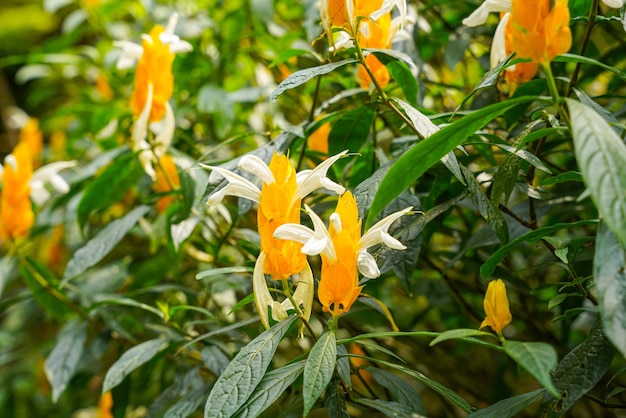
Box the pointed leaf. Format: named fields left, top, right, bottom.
left=44, top=319, right=88, bottom=402
left=356, top=398, right=427, bottom=418
left=539, top=322, right=616, bottom=417
left=366, top=96, right=542, bottom=228
left=270, top=60, right=358, bottom=102
left=234, top=361, right=305, bottom=418
left=204, top=315, right=298, bottom=418
left=594, top=222, right=626, bottom=359
left=430, top=329, right=496, bottom=347
left=325, top=379, right=350, bottom=418
left=366, top=367, right=427, bottom=415
left=503, top=340, right=559, bottom=397
left=63, top=205, right=151, bottom=281
left=103, top=337, right=169, bottom=393
left=328, top=106, right=376, bottom=155
left=303, top=330, right=337, bottom=417
left=568, top=98, right=626, bottom=248
left=463, top=166, right=509, bottom=243
left=468, top=389, right=544, bottom=417
left=164, top=384, right=212, bottom=418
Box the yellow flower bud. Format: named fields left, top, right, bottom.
left=480, top=279, right=512, bottom=334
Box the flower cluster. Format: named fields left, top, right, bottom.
left=205, top=151, right=411, bottom=329
left=115, top=14, right=192, bottom=180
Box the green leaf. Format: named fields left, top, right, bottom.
left=233, top=361, right=305, bottom=418
left=324, top=379, right=350, bottom=418
left=335, top=345, right=351, bottom=390
left=463, top=166, right=509, bottom=243
left=62, top=205, right=151, bottom=281
left=355, top=398, right=427, bottom=418
left=204, top=315, right=298, bottom=418
left=303, top=330, right=337, bottom=417
left=480, top=219, right=598, bottom=278
left=503, top=340, right=559, bottom=397
left=365, top=96, right=542, bottom=228
left=365, top=367, right=427, bottom=415
left=554, top=53, right=626, bottom=81
left=594, top=222, right=626, bottom=359
left=44, top=319, right=88, bottom=402
left=328, top=106, right=376, bottom=155
left=102, top=337, right=169, bottom=393
left=491, top=153, right=521, bottom=206
left=468, top=389, right=544, bottom=418
left=201, top=346, right=231, bottom=376
left=77, top=151, right=143, bottom=228
left=429, top=329, right=496, bottom=347
left=270, top=59, right=358, bottom=102
left=539, top=322, right=616, bottom=417
left=386, top=60, right=418, bottom=106
left=19, top=258, right=71, bottom=319
left=92, top=294, right=165, bottom=319
left=568, top=99, right=626, bottom=248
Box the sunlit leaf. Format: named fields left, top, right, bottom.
left=303, top=330, right=337, bottom=417
left=593, top=223, right=626, bottom=359
left=44, top=319, right=88, bottom=402
left=103, top=337, right=169, bottom=393
left=568, top=99, right=626, bottom=248
left=204, top=315, right=298, bottom=418
left=503, top=340, right=559, bottom=397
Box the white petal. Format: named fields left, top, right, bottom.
left=253, top=252, right=274, bottom=329
left=151, top=102, right=175, bottom=157
left=48, top=174, right=70, bottom=194
left=357, top=250, right=381, bottom=279
left=602, top=0, right=624, bottom=7
left=292, top=263, right=314, bottom=323
left=273, top=223, right=315, bottom=245
left=169, top=40, right=193, bottom=54
left=238, top=155, right=275, bottom=184
left=113, top=41, right=143, bottom=70
left=165, top=12, right=180, bottom=36
left=202, top=165, right=261, bottom=205
left=462, top=0, right=511, bottom=27
left=30, top=184, right=51, bottom=207
left=273, top=300, right=291, bottom=322
left=32, top=161, right=77, bottom=182
left=0, top=164, right=4, bottom=181
left=295, top=150, right=347, bottom=202
left=4, top=154, right=17, bottom=171
left=490, top=13, right=510, bottom=69
left=304, top=204, right=336, bottom=260
left=132, top=84, right=154, bottom=178
left=359, top=206, right=412, bottom=250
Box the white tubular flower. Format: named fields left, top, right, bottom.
left=29, top=161, right=77, bottom=206
left=490, top=12, right=510, bottom=70
left=602, top=0, right=624, bottom=7
left=273, top=204, right=336, bottom=260
left=462, top=0, right=511, bottom=27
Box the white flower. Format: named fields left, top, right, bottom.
left=602, top=0, right=624, bottom=7
left=203, top=150, right=348, bottom=206
left=30, top=161, right=77, bottom=206
left=462, top=0, right=511, bottom=27
left=274, top=203, right=412, bottom=279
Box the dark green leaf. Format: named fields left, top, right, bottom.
left=480, top=220, right=598, bottom=278
left=463, top=166, right=509, bottom=243
left=491, top=154, right=521, bottom=206
left=386, top=60, right=418, bottom=106
left=366, top=96, right=543, bottom=228
left=568, top=99, right=626, bottom=248
left=44, top=319, right=88, bottom=402
left=303, top=330, right=337, bottom=417
left=62, top=205, right=151, bottom=281
left=468, top=389, right=544, bottom=417
left=594, top=223, right=626, bottom=359
left=366, top=367, right=427, bottom=415
left=204, top=315, right=298, bottom=418
left=355, top=398, right=427, bottom=418
left=270, top=60, right=358, bottom=102
left=539, top=322, right=616, bottom=417
left=429, top=329, right=495, bottom=347
left=554, top=53, right=626, bottom=81
left=103, top=337, right=169, bottom=393
left=19, top=259, right=72, bottom=319
left=201, top=346, right=231, bottom=376
left=164, top=384, right=212, bottom=418
left=336, top=345, right=351, bottom=390
left=328, top=106, right=375, bottom=155
left=503, top=340, right=559, bottom=397
left=77, top=151, right=143, bottom=228
left=324, top=379, right=350, bottom=418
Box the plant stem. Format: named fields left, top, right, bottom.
left=566, top=0, right=599, bottom=96
left=542, top=62, right=569, bottom=125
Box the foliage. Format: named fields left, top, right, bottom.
left=1, top=0, right=626, bottom=417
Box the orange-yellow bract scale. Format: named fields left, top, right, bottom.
left=357, top=12, right=392, bottom=89
left=509, top=0, right=572, bottom=64
left=153, top=154, right=180, bottom=213
left=501, top=13, right=538, bottom=88
left=130, top=26, right=175, bottom=122
left=480, top=279, right=512, bottom=334
left=0, top=142, right=35, bottom=241
left=326, top=0, right=384, bottom=34
left=18, top=118, right=43, bottom=166
left=318, top=192, right=363, bottom=316
left=259, top=154, right=307, bottom=280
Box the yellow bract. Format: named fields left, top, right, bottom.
left=153, top=154, right=180, bottom=213
left=258, top=153, right=306, bottom=280
left=130, top=26, right=175, bottom=122
left=0, top=142, right=35, bottom=241
left=480, top=279, right=512, bottom=334
left=319, top=191, right=363, bottom=317
left=502, top=13, right=538, bottom=90
left=18, top=117, right=43, bottom=166
left=509, top=0, right=572, bottom=64
left=326, top=0, right=384, bottom=35
left=357, top=13, right=392, bottom=89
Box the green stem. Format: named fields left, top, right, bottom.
left=281, top=277, right=318, bottom=341
left=566, top=0, right=599, bottom=96
left=542, top=62, right=569, bottom=124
